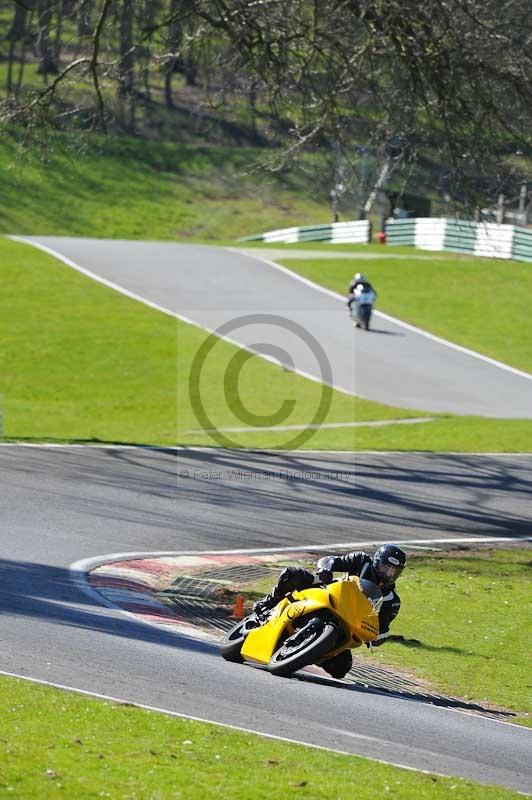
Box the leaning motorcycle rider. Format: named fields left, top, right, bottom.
left=253, top=543, right=407, bottom=679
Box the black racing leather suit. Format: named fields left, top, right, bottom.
left=348, top=280, right=376, bottom=295
left=263, top=551, right=401, bottom=679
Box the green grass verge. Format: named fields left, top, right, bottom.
left=233, top=547, right=532, bottom=723
left=1, top=236, right=421, bottom=449
left=0, top=131, right=332, bottom=242
left=0, top=676, right=524, bottom=799
left=3, top=236, right=532, bottom=451
left=347, top=417, right=532, bottom=452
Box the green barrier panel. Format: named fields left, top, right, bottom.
left=512, top=248, right=532, bottom=261
left=297, top=229, right=333, bottom=241
left=512, top=233, right=532, bottom=245
left=444, top=220, right=477, bottom=254
left=298, top=224, right=334, bottom=233
left=385, top=219, right=416, bottom=245
left=297, top=233, right=332, bottom=242
left=511, top=227, right=532, bottom=262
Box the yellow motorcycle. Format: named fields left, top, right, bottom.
left=221, top=575, right=383, bottom=677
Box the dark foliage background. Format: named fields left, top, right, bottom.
left=1, top=0, right=531, bottom=209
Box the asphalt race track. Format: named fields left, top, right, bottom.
left=20, top=236, right=532, bottom=417
left=1, top=445, right=531, bottom=793
left=3, top=239, right=532, bottom=792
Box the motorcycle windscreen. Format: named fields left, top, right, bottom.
left=358, top=578, right=384, bottom=613
left=328, top=578, right=380, bottom=642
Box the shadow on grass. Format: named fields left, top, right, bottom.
left=388, top=634, right=491, bottom=659
left=293, top=670, right=517, bottom=717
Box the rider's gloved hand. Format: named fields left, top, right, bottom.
left=316, top=569, right=333, bottom=585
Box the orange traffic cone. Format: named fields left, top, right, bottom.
left=231, top=594, right=245, bottom=619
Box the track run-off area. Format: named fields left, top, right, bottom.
left=2, top=240, right=532, bottom=794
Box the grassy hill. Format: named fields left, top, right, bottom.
left=0, top=130, right=334, bottom=241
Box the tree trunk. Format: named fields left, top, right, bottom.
left=6, top=2, right=35, bottom=96
left=118, top=0, right=134, bottom=97
left=249, top=80, right=259, bottom=138
left=54, top=0, right=66, bottom=66
left=183, top=9, right=197, bottom=86
left=6, top=40, right=16, bottom=96
left=37, top=0, right=59, bottom=76
left=78, top=0, right=93, bottom=38
left=141, top=0, right=158, bottom=103
left=164, top=0, right=182, bottom=109
left=118, top=0, right=136, bottom=130
left=15, top=42, right=28, bottom=99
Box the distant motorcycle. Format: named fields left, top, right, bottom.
left=221, top=575, right=383, bottom=677
left=348, top=284, right=376, bottom=331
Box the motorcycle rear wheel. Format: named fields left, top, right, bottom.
left=221, top=615, right=259, bottom=662
left=361, top=305, right=371, bottom=330
left=269, top=620, right=337, bottom=677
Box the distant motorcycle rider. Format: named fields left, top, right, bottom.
left=347, top=273, right=377, bottom=328
left=253, top=543, right=406, bottom=679
left=348, top=272, right=377, bottom=297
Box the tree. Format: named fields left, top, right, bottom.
left=1, top=0, right=531, bottom=207
left=36, top=0, right=59, bottom=75
left=5, top=0, right=36, bottom=96
left=190, top=0, right=532, bottom=203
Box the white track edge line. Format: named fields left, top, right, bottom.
left=2, top=443, right=532, bottom=458
left=233, top=248, right=532, bottom=382
left=10, top=236, right=356, bottom=397
left=0, top=668, right=486, bottom=784
left=188, top=417, right=434, bottom=433
left=71, top=537, right=532, bottom=567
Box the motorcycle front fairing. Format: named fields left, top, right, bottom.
left=239, top=578, right=380, bottom=665
left=240, top=589, right=332, bottom=664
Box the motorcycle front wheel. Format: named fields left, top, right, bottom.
left=221, top=615, right=260, bottom=662
left=268, top=620, right=337, bottom=677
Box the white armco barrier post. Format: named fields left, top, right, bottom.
left=414, top=218, right=446, bottom=251
left=474, top=222, right=514, bottom=259
left=330, top=220, right=370, bottom=243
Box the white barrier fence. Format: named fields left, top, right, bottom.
left=386, top=217, right=532, bottom=262
left=241, top=219, right=371, bottom=244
